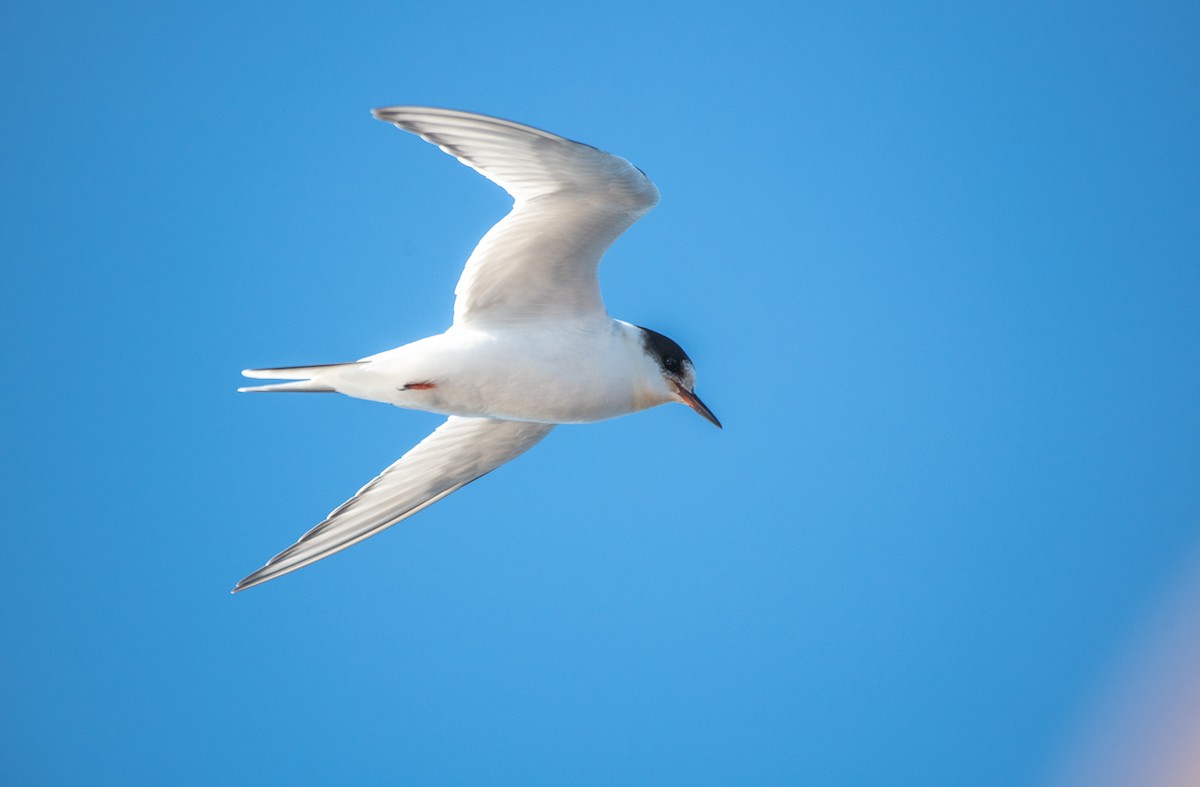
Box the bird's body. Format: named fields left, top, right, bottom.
left=235, top=106, right=718, bottom=592
left=247, top=318, right=672, bottom=423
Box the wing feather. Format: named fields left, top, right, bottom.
left=372, top=106, right=659, bottom=326
left=233, top=417, right=554, bottom=592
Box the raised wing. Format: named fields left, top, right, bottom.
left=233, top=417, right=555, bottom=592
left=372, top=106, right=659, bottom=326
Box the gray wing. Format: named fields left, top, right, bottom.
left=234, top=417, right=555, bottom=592
left=372, top=106, right=659, bottom=327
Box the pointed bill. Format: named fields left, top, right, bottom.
left=675, top=387, right=722, bottom=429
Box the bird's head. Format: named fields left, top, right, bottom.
left=637, top=325, right=721, bottom=428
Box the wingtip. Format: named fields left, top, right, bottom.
left=231, top=574, right=259, bottom=594
left=232, top=562, right=287, bottom=593
left=371, top=105, right=411, bottom=122
left=371, top=105, right=476, bottom=125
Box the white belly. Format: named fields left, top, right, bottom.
left=322, top=321, right=664, bottom=423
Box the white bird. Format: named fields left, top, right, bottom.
left=234, top=106, right=720, bottom=592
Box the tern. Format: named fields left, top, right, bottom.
left=234, top=107, right=720, bottom=592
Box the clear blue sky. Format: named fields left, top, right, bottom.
left=2, top=0, right=1197, bottom=784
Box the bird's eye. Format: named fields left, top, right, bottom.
left=665, top=358, right=677, bottom=369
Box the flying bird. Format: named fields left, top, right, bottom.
left=235, top=106, right=720, bottom=592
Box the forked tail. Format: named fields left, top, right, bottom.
left=238, top=362, right=364, bottom=393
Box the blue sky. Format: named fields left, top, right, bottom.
left=2, top=0, right=1197, bottom=784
